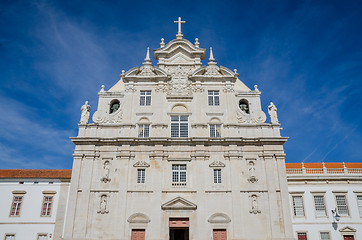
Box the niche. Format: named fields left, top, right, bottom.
left=239, top=99, right=249, bottom=114
left=109, top=99, right=120, bottom=114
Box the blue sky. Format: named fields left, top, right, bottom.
left=1, top=0, right=362, bottom=169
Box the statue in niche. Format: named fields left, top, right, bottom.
left=80, top=101, right=90, bottom=124
left=247, top=161, right=258, bottom=183
left=100, top=161, right=111, bottom=183
left=268, top=102, right=279, bottom=124
left=249, top=194, right=261, bottom=214
left=97, top=194, right=109, bottom=214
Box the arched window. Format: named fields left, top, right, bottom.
left=239, top=99, right=249, bottom=114
left=109, top=99, right=120, bottom=114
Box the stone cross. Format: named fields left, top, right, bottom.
left=174, top=17, right=186, bottom=34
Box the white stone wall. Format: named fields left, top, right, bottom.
left=288, top=176, right=362, bottom=240
left=0, top=179, right=69, bottom=240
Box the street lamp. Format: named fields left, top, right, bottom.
left=331, top=208, right=341, bottom=223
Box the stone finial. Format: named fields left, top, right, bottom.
left=144, top=47, right=151, bottom=62
left=194, top=38, right=200, bottom=47
left=254, top=85, right=259, bottom=92
left=160, top=38, right=165, bottom=47
left=209, top=47, right=215, bottom=62
left=234, top=69, right=237, bottom=74
left=121, top=70, right=125, bottom=75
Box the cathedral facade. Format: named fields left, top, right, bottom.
left=63, top=19, right=294, bottom=240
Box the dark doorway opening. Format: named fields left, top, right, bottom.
left=169, top=228, right=189, bottom=240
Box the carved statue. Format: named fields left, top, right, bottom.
left=80, top=101, right=90, bottom=124
left=100, top=161, right=111, bottom=183
left=110, top=103, right=120, bottom=113
left=268, top=102, right=279, bottom=124
left=98, top=195, right=109, bottom=214
left=249, top=194, right=261, bottom=214
left=247, top=161, right=258, bottom=183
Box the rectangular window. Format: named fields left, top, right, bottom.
left=336, top=195, right=349, bottom=216
left=208, top=90, right=220, bottom=106
left=292, top=196, right=304, bottom=216
left=138, top=124, right=150, bottom=138
left=214, top=169, right=222, bottom=183
left=172, top=164, right=186, bottom=185
left=132, top=229, right=145, bottom=240
left=213, top=229, right=227, bottom=240
left=140, top=90, right=151, bottom=106
left=137, top=169, right=145, bottom=183
left=210, top=124, right=221, bottom=138
left=37, top=234, right=48, bottom=240
left=171, top=115, right=188, bottom=138
left=357, top=195, right=362, bottom=216
left=297, top=232, right=307, bottom=240
left=41, top=196, right=53, bottom=216
left=314, top=195, right=326, bottom=216
left=10, top=196, right=23, bottom=216
left=320, top=232, right=330, bottom=240
left=5, top=235, right=15, bottom=240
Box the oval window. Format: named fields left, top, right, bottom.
left=109, top=100, right=120, bottom=114
left=239, top=99, right=249, bottom=114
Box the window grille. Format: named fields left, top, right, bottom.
left=41, top=196, right=53, bottom=216
left=138, top=124, right=150, bottom=138
left=137, top=169, right=145, bottom=183
left=208, top=91, right=220, bottom=106
left=140, top=91, right=151, bottom=106
left=297, top=232, right=307, bottom=240
left=357, top=195, right=362, bottom=216
left=314, top=195, right=326, bottom=216
left=10, top=196, right=23, bottom=216
left=170, top=115, right=188, bottom=138
left=214, top=169, right=221, bottom=183
left=292, top=196, right=304, bottom=216
left=38, top=234, right=48, bottom=240
left=5, top=235, right=15, bottom=240
left=336, top=195, right=349, bottom=216
left=320, top=232, right=330, bottom=240
left=210, top=124, right=221, bottom=138
left=172, top=164, right=186, bottom=186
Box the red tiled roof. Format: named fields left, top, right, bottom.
left=285, top=162, right=362, bottom=169
left=0, top=169, right=72, bottom=179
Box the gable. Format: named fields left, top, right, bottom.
left=161, top=196, right=197, bottom=210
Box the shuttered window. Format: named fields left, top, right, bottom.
left=292, top=196, right=304, bottom=216
left=357, top=195, right=362, bottom=216
left=314, top=195, right=326, bottom=216
left=335, top=195, right=349, bottom=216
left=320, top=232, right=330, bottom=240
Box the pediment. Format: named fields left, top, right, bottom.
left=208, top=213, right=231, bottom=223
left=161, top=197, right=197, bottom=210
left=133, top=161, right=150, bottom=168
left=127, top=213, right=150, bottom=223
left=209, top=161, right=225, bottom=168
left=191, top=65, right=237, bottom=80
left=154, top=39, right=206, bottom=61
left=168, top=52, right=193, bottom=64
left=339, top=226, right=356, bottom=232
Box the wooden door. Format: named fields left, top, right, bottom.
left=213, top=229, right=227, bottom=240
left=132, top=229, right=145, bottom=240
left=297, top=233, right=307, bottom=240
left=343, top=236, right=354, bottom=240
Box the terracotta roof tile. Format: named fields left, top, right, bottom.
left=0, top=169, right=72, bottom=179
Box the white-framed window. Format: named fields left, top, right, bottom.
left=357, top=194, right=362, bottom=217
left=137, top=169, right=145, bottom=183
left=41, top=196, right=53, bottom=216
left=314, top=195, right=326, bottom=216
left=210, top=124, right=221, bottom=138
left=9, top=195, right=23, bottom=216
left=172, top=164, right=186, bottom=186
left=320, top=232, right=330, bottom=240
left=138, top=124, right=150, bottom=138
left=213, top=169, right=221, bottom=183
left=170, top=115, right=188, bottom=138
left=292, top=196, right=304, bottom=216
left=208, top=90, right=220, bottom=106
left=140, top=90, right=151, bottom=106
left=5, top=234, right=15, bottom=240
left=37, top=234, right=48, bottom=240
left=335, top=194, right=349, bottom=216
left=297, top=232, right=307, bottom=240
